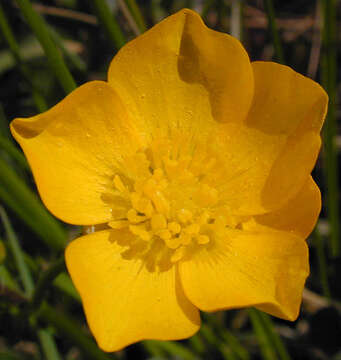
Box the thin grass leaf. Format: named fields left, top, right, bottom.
left=257, top=312, right=291, bottom=360
left=31, top=257, right=65, bottom=311
left=53, top=272, right=81, bottom=302
left=91, top=0, right=126, bottom=50
left=248, top=309, right=278, bottom=360
left=37, top=302, right=114, bottom=360
left=15, top=0, right=77, bottom=94
left=124, top=0, right=147, bottom=32
left=0, top=135, right=29, bottom=171
left=320, top=0, right=339, bottom=257
left=0, top=157, right=66, bottom=251
left=0, top=206, right=34, bottom=296
left=143, top=340, right=198, bottom=360
left=264, top=0, right=285, bottom=64
left=37, top=328, right=63, bottom=360
left=313, top=228, right=331, bottom=298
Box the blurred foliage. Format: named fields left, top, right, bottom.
left=0, top=0, right=341, bottom=359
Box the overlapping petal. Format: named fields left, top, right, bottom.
left=208, top=61, right=328, bottom=216
left=250, top=176, right=321, bottom=238
left=108, top=8, right=254, bottom=142
left=11, top=81, right=144, bottom=225
left=179, top=228, right=309, bottom=320
left=65, top=230, right=200, bottom=351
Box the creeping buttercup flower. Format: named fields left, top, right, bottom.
left=11, top=9, right=327, bottom=352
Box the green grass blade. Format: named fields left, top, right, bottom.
left=257, top=312, right=291, bottom=360
left=264, top=0, right=285, bottom=64
left=320, top=0, right=339, bottom=257
left=124, top=0, right=147, bottom=33
left=15, top=0, right=77, bottom=94
left=0, top=207, right=34, bottom=296
left=91, top=0, right=126, bottom=50
left=38, top=303, right=114, bottom=360
left=37, top=329, right=63, bottom=360
left=31, top=257, right=65, bottom=311
left=0, top=157, right=66, bottom=251
left=0, top=135, right=30, bottom=170
left=313, top=228, right=331, bottom=298
left=53, top=272, right=81, bottom=302
left=248, top=309, right=278, bottom=360
left=143, top=340, right=198, bottom=360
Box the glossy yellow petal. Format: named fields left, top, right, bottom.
left=211, top=61, right=327, bottom=215
left=65, top=230, right=200, bottom=352
left=179, top=229, right=309, bottom=320
left=248, top=176, right=321, bottom=238
left=108, top=8, right=254, bottom=142
left=11, top=81, right=144, bottom=225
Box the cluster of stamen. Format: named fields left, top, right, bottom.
left=105, top=141, right=230, bottom=268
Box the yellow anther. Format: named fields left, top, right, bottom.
left=197, top=184, right=218, bottom=207
left=171, top=246, right=186, bottom=263
left=153, top=168, right=164, bottom=181
left=184, top=223, right=200, bottom=235
left=151, top=213, right=167, bottom=230
left=127, top=209, right=146, bottom=224
left=158, top=229, right=172, bottom=241
left=179, top=232, right=192, bottom=245
left=197, top=235, right=210, bottom=244
left=143, top=178, right=158, bottom=198
left=168, top=222, right=181, bottom=234
left=177, top=209, right=193, bottom=223
left=163, top=157, right=179, bottom=179
left=108, top=220, right=129, bottom=229
left=129, top=225, right=151, bottom=241
left=214, top=216, right=227, bottom=234
left=131, top=192, right=154, bottom=216
left=113, top=175, right=126, bottom=193
left=199, top=211, right=210, bottom=225
left=165, top=237, right=182, bottom=249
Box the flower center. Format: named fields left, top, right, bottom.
left=104, top=139, right=238, bottom=271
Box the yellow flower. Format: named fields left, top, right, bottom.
left=11, top=9, right=327, bottom=352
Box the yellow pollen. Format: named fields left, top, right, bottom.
left=153, top=168, right=164, bottom=181
left=127, top=209, right=147, bottom=223
left=129, top=225, right=151, bottom=241
left=158, top=229, right=172, bottom=241
left=151, top=213, right=167, bottom=230
left=177, top=209, right=193, bottom=223
left=107, top=143, right=225, bottom=269
left=171, top=246, right=186, bottom=263
left=179, top=232, right=192, bottom=245
left=168, top=222, right=181, bottom=234
left=184, top=223, right=200, bottom=235
left=165, top=237, right=182, bottom=249
left=197, top=234, right=210, bottom=244
left=108, top=220, right=129, bottom=229
left=196, top=184, right=219, bottom=207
